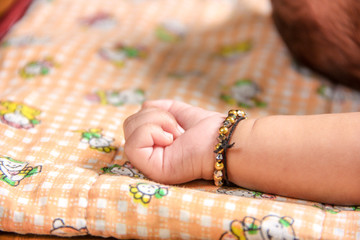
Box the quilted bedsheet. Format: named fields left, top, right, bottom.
left=0, top=0, right=359, bottom=239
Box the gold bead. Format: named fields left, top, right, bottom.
left=225, top=116, right=235, bottom=124
left=215, top=143, right=224, bottom=153
left=237, top=110, right=246, bottom=117
left=219, top=126, right=228, bottom=135
left=214, top=143, right=222, bottom=150
left=215, top=162, right=224, bottom=170
left=228, top=110, right=237, bottom=116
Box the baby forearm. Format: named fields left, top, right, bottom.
left=227, top=113, right=360, bottom=205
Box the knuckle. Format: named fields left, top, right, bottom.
left=123, top=112, right=139, bottom=127
left=123, top=117, right=132, bottom=131
left=142, top=100, right=155, bottom=109
left=142, top=122, right=156, bottom=130
left=123, top=116, right=131, bottom=127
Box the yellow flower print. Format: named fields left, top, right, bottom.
left=89, top=145, right=116, bottom=153
left=129, top=183, right=168, bottom=205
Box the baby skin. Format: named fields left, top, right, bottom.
left=124, top=100, right=360, bottom=205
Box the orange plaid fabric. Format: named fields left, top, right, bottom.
left=0, top=0, right=359, bottom=239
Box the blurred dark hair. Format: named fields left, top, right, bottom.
left=271, top=0, right=360, bottom=90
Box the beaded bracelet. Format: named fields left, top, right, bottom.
left=214, top=109, right=247, bottom=187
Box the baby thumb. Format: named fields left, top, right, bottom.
left=125, top=124, right=173, bottom=161
left=124, top=124, right=175, bottom=179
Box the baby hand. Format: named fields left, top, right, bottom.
left=124, top=100, right=225, bottom=184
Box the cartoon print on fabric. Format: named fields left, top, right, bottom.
left=316, top=83, right=355, bottom=104
left=317, top=84, right=336, bottom=101
left=79, top=12, right=116, bottom=30
left=76, top=128, right=117, bottom=153
left=216, top=41, right=252, bottom=61
left=0, top=156, right=42, bottom=187
left=155, top=20, right=187, bottom=43
left=220, top=215, right=298, bottom=240
left=1, top=35, right=49, bottom=47
left=313, top=203, right=360, bottom=214
left=221, top=79, right=267, bottom=108
left=50, top=218, right=88, bottom=237
left=129, top=183, right=168, bottom=206
left=220, top=216, right=260, bottom=240
left=334, top=205, right=360, bottom=211
left=19, top=57, right=56, bottom=78
left=102, top=162, right=147, bottom=179
left=313, top=203, right=341, bottom=214
left=86, top=89, right=145, bottom=106
left=99, top=43, right=146, bottom=67
left=0, top=101, right=41, bottom=129
left=217, top=187, right=276, bottom=200
left=167, top=70, right=203, bottom=79
left=335, top=205, right=360, bottom=212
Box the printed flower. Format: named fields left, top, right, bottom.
left=216, top=41, right=252, bottom=61
left=129, top=183, right=168, bottom=205
left=155, top=20, right=187, bottom=43
left=221, top=79, right=266, bottom=108
left=86, top=89, right=145, bottom=106
left=77, top=128, right=117, bottom=153
left=99, top=44, right=146, bottom=67
left=19, top=58, right=56, bottom=78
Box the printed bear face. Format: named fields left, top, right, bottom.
left=137, top=183, right=158, bottom=195
left=110, top=166, right=134, bottom=177
left=88, top=137, right=111, bottom=148
left=260, top=216, right=296, bottom=240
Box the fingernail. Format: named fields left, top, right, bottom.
left=163, top=131, right=173, bottom=140
left=177, top=125, right=185, bottom=134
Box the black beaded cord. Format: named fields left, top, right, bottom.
left=214, top=110, right=246, bottom=187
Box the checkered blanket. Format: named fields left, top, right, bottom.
left=0, top=0, right=359, bottom=239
